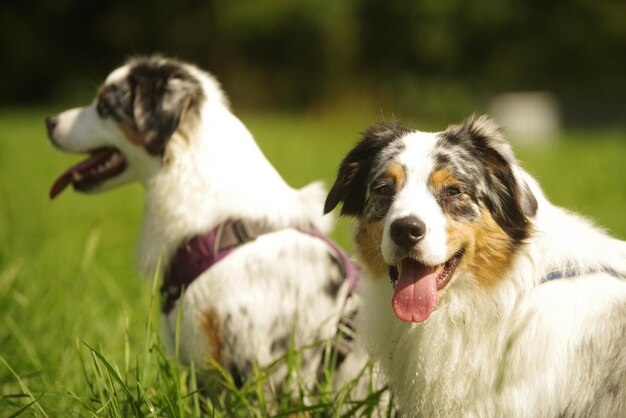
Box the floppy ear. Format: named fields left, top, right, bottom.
left=324, top=160, right=361, bottom=215
left=130, top=64, right=204, bottom=155
left=449, top=115, right=537, bottom=242
left=324, top=121, right=410, bottom=216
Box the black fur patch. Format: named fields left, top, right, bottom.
left=324, top=121, right=410, bottom=216
left=323, top=252, right=348, bottom=299
left=438, top=188, right=480, bottom=221
left=436, top=115, right=537, bottom=243
left=99, top=57, right=206, bottom=156
left=97, top=83, right=134, bottom=123
left=364, top=191, right=395, bottom=222
left=228, top=362, right=250, bottom=388
left=270, top=334, right=290, bottom=355
left=127, top=58, right=205, bottom=155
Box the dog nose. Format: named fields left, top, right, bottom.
left=390, top=216, right=426, bottom=248
left=45, top=116, right=58, bottom=137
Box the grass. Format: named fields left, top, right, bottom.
left=0, top=107, right=624, bottom=416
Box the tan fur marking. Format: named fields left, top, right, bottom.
left=97, top=86, right=107, bottom=98
left=384, top=163, right=406, bottom=189
left=429, top=168, right=457, bottom=189
left=200, top=308, right=222, bottom=364
left=355, top=221, right=387, bottom=277
left=97, top=84, right=143, bottom=147
left=447, top=208, right=515, bottom=287
left=119, top=122, right=143, bottom=147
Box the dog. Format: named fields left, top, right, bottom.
left=44, top=56, right=369, bottom=394
left=324, top=115, right=626, bottom=417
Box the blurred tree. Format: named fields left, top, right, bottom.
left=0, top=0, right=624, bottom=124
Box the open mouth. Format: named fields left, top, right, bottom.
left=388, top=249, right=464, bottom=323
left=49, top=147, right=127, bottom=199
left=389, top=249, right=464, bottom=290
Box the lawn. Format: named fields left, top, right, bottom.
left=0, top=107, right=624, bottom=416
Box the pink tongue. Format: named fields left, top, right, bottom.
left=391, top=259, right=438, bottom=323
left=49, top=170, right=73, bottom=200
left=49, top=149, right=114, bottom=199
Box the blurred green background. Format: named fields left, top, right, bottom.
left=2, top=0, right=626, bottom=125
left=0, top=0, right=625, bottom=415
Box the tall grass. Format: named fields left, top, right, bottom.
left=0, top=108, right=624, bottom=416
left=57, top=267, right=386, bottom=417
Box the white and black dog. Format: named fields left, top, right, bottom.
left=325, top=115, right=626, bottom=417
left=45, top=56, right=368, bottom=392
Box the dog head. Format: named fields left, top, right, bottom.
left=45, top=56, right=220, bottom=198
left=325, top=115, right=537, bottom=323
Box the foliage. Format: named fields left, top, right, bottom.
left=1, top=0, right=625, bottom=123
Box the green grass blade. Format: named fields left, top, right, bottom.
left=141, top=258, right=162, bottom=387
left=0, top=355, right=47, bottom=417
left=83, top=342, right=140, bottom=417
left=189, top=361, right=202, bottom=416
left=6, top=392, right=45, bottom=418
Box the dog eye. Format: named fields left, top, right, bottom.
left=445, top=186, right=462, bottom=197
left=372, top=179, right=395, bottom=196
left=96, top=99, right=111, bottom=118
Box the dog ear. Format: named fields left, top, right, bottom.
left=450, top=115, right=538, bottom=242
left=324, top=121, right=410, bottom=216
left=130, top=63, right=204, bottom=155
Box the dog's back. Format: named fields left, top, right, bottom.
left=163, top=185, right=357, bottom=386
left=46, top=56, right=378, bottom=403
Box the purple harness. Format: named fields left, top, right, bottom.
left=161, top=220, right=360, bottom=313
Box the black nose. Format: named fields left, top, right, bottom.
left=390, top=216, right=426, bottom=248
left=45, top=116, right=58, bottom=137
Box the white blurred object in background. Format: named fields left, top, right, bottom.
left=489, top=91, right=560, bottom=144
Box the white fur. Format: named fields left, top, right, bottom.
left=357, top=132, right=626, bottom=417
left=48, top=58, right=363, bottom=390
left=381, top=134, right=448, bottom=266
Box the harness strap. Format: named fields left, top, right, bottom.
left=160, top=220, right=277, bottom=313
left=296, top=227, right=360, bottom=293
left=160, top=220, right=360, bottom=313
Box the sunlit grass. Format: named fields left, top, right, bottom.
left=0, top=108, right=624, bottom=415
